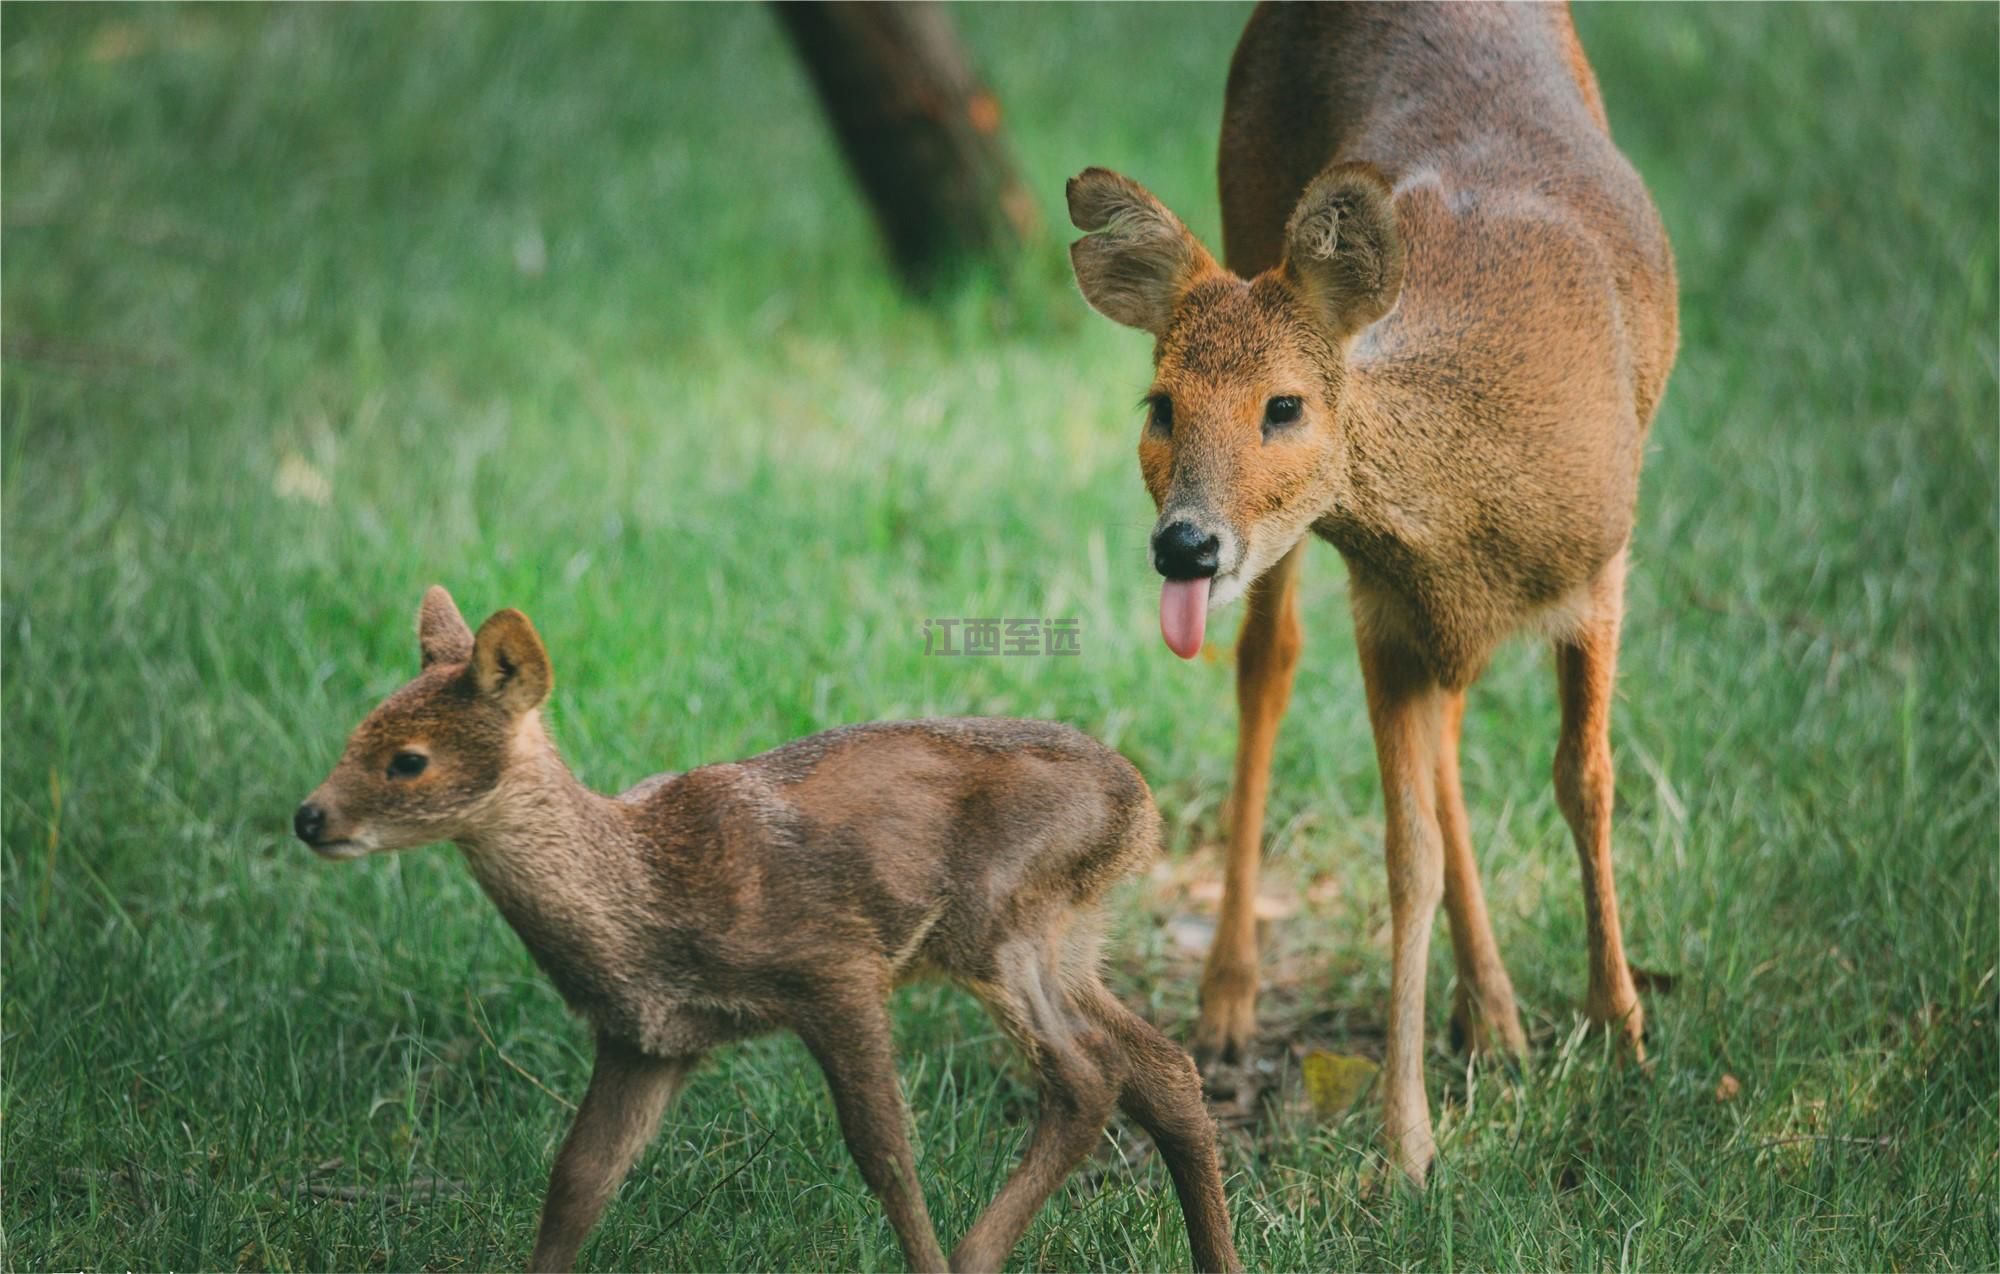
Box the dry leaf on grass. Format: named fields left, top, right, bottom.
left=1182, top=878, right=1298, bottom=919
left=275, top=453, right=332, bottom=506
left=1253, top=892, right=1299, bottom=920
left=1301, top=1051, right=1378, bottom=1120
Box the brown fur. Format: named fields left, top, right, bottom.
left=1067, top=2, right=1677, bottom=1182
left=297, top=587, right=1239, bottom=1273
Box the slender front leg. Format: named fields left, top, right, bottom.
left=1437, top=689, right=1528, bottom=1057
left=1195, top=542, right=1305, bottom=1065
left=1554, top=553, right=1644, bottom=1053
left=1357, top=637, right=1448, bottom=1183
left=529, top=1036, right=693, bottom=1273
left=795, top=994, right=949, bottom=1273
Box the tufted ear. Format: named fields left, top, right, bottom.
left=1282, top=163, right=1405, bottom=342
left=469, top=608, right=553, bottom=715
left=1066, top=167, right=1221, bottom=337
left=417, top=585, right=474, bottom=669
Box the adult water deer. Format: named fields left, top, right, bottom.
left=294, top=588, right=1238, bottom=1273
left=1067, top=2, right=1677, bottom=1180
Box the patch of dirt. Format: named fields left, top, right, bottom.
left=1095, top=847, right=1389, bottom=1170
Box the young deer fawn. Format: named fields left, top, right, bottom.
left=1067, top=3, right=1677, bottom=1181
left=294, top=587, right=1239, bottom=1273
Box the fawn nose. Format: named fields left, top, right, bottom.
left=294, top=802, right=326, bottom=845
left=1152, top=520, right=1221, bottom=580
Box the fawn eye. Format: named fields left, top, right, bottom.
left=1147, top=394, right=1173, bottom=437
left=387, top=751, right=429, bottom=779
left=1265, top=395, right=1303, bottom=427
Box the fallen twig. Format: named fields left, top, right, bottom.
left=58, top=1163, right=163, bottom=1214
left=1730, top=1133, right=1893, bottom=1159
left=2, top=334, right=174, bottom=372
left=655, top=1126, right=779, bottom=1241
left=305, top=1176, right=467, bottom=1204
left=465, top=988, right=577, bottom=1111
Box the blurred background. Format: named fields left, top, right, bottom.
left=4, top=4, right=1995, bottom=1269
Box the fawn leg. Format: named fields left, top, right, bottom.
left=1357, top=636, right=1448, bottom=1184
left=1437, top=689, right=1528, bottom=1057
left=529, top=1036, right=693, bottom=1273
left=1195, top=542, right=1305, bottom=1066
left=1076, top=981, right=1241, bottom=1273
left=1554, top=552, right=1644, bottom=1053
left=796, top=995, right=949, bottom=1273
left=951, top=952, right=1121, bottom=1273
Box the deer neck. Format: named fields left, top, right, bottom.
left=1315, top=364, right=1436, bottom=575
left=451, top=716, right=646, bottom=990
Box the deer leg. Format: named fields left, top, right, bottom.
left=796, top=994, right=949, bottom=1273
left=1437, top=690, right=1527, bottom=1058
left=1075, top=980, right=1241, bottom=1273
left=952, top=949, right=1121, bottom=1273
left=1357, top=637, right=1448, bottom=1184
left=1554, top=553, right=1644, bottom=1054
left=1195, top=542, right=1305, bottom=1066
left=528, top=1036, right=693, bottom=1273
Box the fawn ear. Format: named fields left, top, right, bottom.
left=470, top=608, right=553, bottom=714
left=417, top=586, right=474, bottom=669
left=1283, top=163, right=1405, bottom=342
left=1067, top=168, right=1220, bottom=337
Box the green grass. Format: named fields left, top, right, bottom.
left=4, top=3, right=1995, bottom=1269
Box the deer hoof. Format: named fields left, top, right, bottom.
left=1192, top=969, right=1258, bottom=1070
left=1587, top=994, right=1647, bottom=1062
left=1449, top=986, right=1528, bottom=1061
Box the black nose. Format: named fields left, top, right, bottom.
left=1152, top=520, right=1221, bottom=579
left=294, top=802, right=326, bottom=845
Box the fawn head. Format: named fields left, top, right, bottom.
left=295, top=587, right=553, bottom=859
left=1066, top=164, right=1404, bottom=658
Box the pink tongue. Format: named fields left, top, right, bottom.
left=1160, top=577, right=1211, bottom=660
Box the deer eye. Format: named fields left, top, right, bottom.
left=1147, top=393, right=1173, bottom=438
left=1265, top=395, right=1303, bottom=427
left=387, top=751, right=429, bottom=779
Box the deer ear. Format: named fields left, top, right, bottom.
left=1283, top=163, right=1405, bottom=342
left=469, top=608, right=553, bottom=714
left=417, top=586, right=474, bottom=669
left=1067, top=168, right=1220, bottom=337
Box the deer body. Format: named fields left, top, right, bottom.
left=460, top=718, right=1156, bottom=1059
left=1068, top=2, right=1676, bottom=1182
left=297, top=590, right=1238, bottom=1273
left=1235, top=3, right=1676, bottom=688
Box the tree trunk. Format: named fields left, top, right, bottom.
left=773, top=1, right=1037, bottom=291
